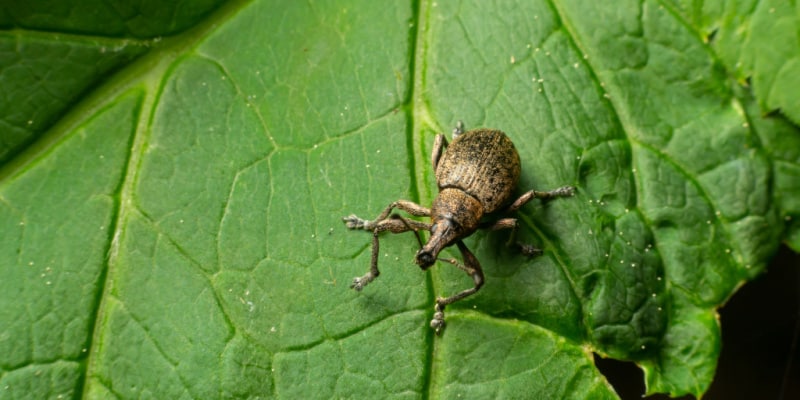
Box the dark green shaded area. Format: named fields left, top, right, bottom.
left=0, top=32, right=146, bottom=163
left=0, top=1, right=226, bottom=38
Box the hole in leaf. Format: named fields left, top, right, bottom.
left=595, top=245, right=800, bottom=399
left=706, top=245, right=800, bottom=399
left=593, top=354, right=690, bottom=399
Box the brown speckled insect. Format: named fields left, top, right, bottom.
left=343, top=122, right=574, bottom=334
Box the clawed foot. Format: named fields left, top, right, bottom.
left=553, top=186, right=576, bottom=197
left=342, top=214, right=373, bottom=230
left=350, top=272, right=377, bottom=291
left=452, top=121, right=465, bottom=138
left=430, top=302, right=446, bottom=335
left=518, top=243, right=544, bottom=257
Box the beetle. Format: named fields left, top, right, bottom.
left=343, top=122, right=575, bottom=334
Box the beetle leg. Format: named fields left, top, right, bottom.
left=431, top=121, right=465, bottom=170
left=517, top=243, right=544, bottom=256
left=344, top=202, right=432, bottom=291
left=349, top=215, right=432, bottom=291
left=378, top=214, right=432, bottom=234
left=343, top=200, right=430, bottom=231
left=430, top=240, right=484, bottom=334
left=431, top=134, right=447, bottom=171
left=389, top=214, right=427, bottom=248
left=503, top=185, right=576, bottom=213
left=481, top=217, right=517, bottom=231
left=452, top=120, right=465, bottom=138
left=480, top=218, right=543, bottom=256
left=351, top=228, right=382, bottom=291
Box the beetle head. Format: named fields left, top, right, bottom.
left=414, top=188, right=483, bottom=269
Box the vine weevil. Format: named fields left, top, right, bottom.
left=343, top=122, right=575, bottom=334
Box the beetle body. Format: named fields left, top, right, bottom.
left=416, top=129, right=521, bottom=268
left=343, top=122, right=574, bottom=334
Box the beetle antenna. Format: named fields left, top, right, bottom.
left=389, top=214, right=425, bottom=248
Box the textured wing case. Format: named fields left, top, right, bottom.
left=435, top=129, right=521, bottom=213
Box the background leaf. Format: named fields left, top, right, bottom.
left=1, top=0, right=798, bottom=399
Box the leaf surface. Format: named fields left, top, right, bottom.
left=1, top=0, right=798, bottom=398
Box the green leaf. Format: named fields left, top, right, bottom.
left=1, top=1, right=798, bottom=399
left=0, top=32, right=146, bottom=163
left=667, top=0, right=800, bottom=125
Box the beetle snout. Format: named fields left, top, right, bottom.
left=414, top=249, right=437, bottom=269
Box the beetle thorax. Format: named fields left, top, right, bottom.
left=414, top=188, right=483, bottom=268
